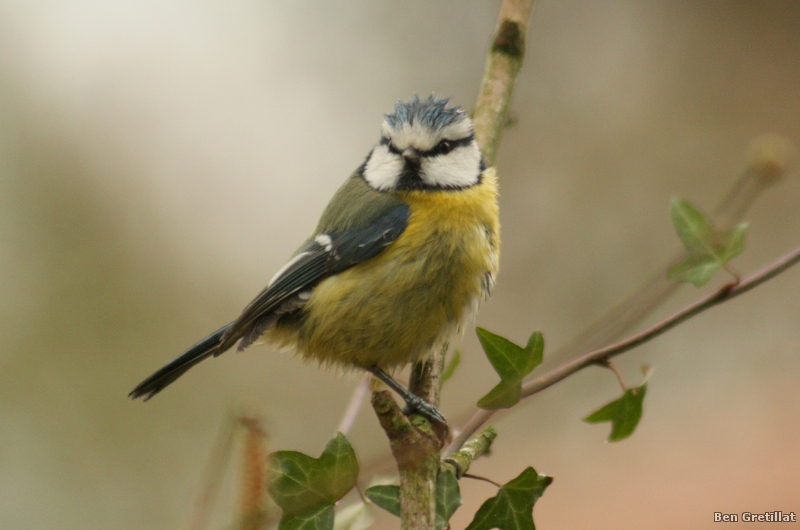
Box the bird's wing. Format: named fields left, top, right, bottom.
left=216, top=202, right=410, bottom=352
left=129, top=202, right=410, bottom=401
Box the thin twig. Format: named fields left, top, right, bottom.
left=722, top=263, right=742, bottom=284
left=462, top=473, right=502, bottom=488
left=441, top=137, right=794, bottom=457
left=441, top=426, right=497, bottom=479
left=444, top=410, right=494, bottom=460
left=445, top=244, right=800, bottom=457
left=524, top=244, right=800, bottom=396
left=601, top=361, right=628, bottom=391
left=355, top=484, right=369, bottom=505
left=535, top=135, right=792, bottom=376
left=184, top=414, right=238, bottom=530
left=337, top=374, right=371, bottom=436
left=445, top=137, right=793, bottom=458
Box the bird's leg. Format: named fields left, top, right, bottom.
left=367, top=367, right=447, bottom=425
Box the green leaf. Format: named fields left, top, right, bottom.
left=465, top=467, right=552, bottom=530
left=584, top=383, right=648, bottom=442
left=668, top=255, right=721, bottom=287
left=364, top=485, right=400, bottom=517
left=477, top=379, right=522, bottom=410
left=668, top=199, right=748, bottom=287
left=722, top=222, right=748, bottom=262
left=477, top=329, right=544, bottom=409
left=477, top=328, right=543, bottom=379
left=670, top=197, right=721, bottom=260
left=280, top=505, right=334, bottom=530
left=436, top=470, right=462, bottom=530
left=268, top=433, right=359, bottom=530
left=442, top=349, right=462, bottom=382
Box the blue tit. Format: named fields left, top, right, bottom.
left=130, top=95, right=500, bottom=423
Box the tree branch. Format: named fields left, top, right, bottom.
left=444, top=135, right=793, bottom=458
left=537, top=134, right=793, bottom=376
left=441, top=426, right=497, bottom=479
left=445, top=244, right=800, bottom=457
left=336, top=374, right=370, bottom=436
left=371, top=390, right=441, bottom=530
left=523, top=244, right=800, bottom=396
left=473, top=0, right=536, bottom=166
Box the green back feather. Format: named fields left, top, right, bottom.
left=313, top=171, right=404, bottom=236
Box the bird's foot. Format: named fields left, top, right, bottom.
left=367, top=367, right=448, bottom=425
left=401, top=395, right=447, bottom=425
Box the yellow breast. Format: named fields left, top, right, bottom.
left=273, top=168, right=500, bottom=370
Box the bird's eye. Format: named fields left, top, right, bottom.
left=430, top=139, right=454, bottom=156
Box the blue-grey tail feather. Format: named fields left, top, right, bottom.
left=129, top=323, right=232, bottom=401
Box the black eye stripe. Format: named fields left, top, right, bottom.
left=380, top=134, right=475, bottom=158
left=380, top=136, right=402, bottom=155
left=421, top=134, right=474, bottom=157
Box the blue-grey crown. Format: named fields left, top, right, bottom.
left=384, top=95, right=466, bottom=131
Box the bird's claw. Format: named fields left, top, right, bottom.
left=401, top=394, right=447, bottom=425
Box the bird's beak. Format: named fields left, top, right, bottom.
left=402, top=148, right=421, bottom=167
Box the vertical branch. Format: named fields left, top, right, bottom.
left=390, top=343, right=448, bottom=529
left=372, top=391, right=441, bottom=530
left=473, top=0, right=536, bottom=165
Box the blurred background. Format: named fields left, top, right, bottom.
left=1, top=1, right=799, bottom=528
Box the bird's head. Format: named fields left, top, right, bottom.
left=363, top=95, right=485, bottom=192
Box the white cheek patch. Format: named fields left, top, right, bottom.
left=421, top=142, right=482, bottom=188
left=364, top=145, right=403, bottom=191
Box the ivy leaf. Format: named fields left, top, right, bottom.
left=465, top=467, right=552, bottom=530
left=667, top=198, right=748, bottom=287
left=670, top=197, right=721, bottom=259
left=721, top=222, right=748, bottom=262
left=667, top=255, right=721, bottom=287
left=442, top=349, right=462, bottom=383
left=478, top=329, right=543, bottom=379
left=364, top=485, right=400, bottom=517
left=477, top=329, right=544, bottom=409
left=435, top=470, right=462, bottom=530
left=279, top=506, right=334, bottom=530
left=268, top=433, right=359, bottom=530
left=583, top=383, right=648, bottom=442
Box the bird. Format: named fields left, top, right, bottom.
left=129, top=95, right=500, bottom=424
